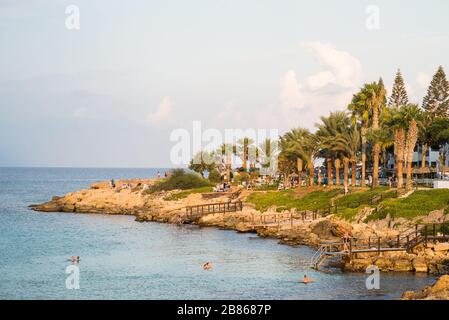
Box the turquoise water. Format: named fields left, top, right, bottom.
left=0, top=168, right=436, bottom=299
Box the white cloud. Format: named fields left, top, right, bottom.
left=279, top=70, right=304, bottom=110
left=416, top=72, right=431, bottom=89
left=146, top=96, right=172, bottom=125
left=302, top=41, right=362, bottom=89
left=255, top=42, right=361, bottom=131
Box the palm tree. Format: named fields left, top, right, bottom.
left=349, top=88, right=372, bottom=187
left=332, top=126, right=361, bottom=187
left=219, top=143, right=236, bottom=183
left=258, top=138, right=280, bottom=179
left=316, top=111, right=351, bottom=186
left=349, top=80, right=386, bottom=187
left=237, top=137, right=254, bottom=172
left=282, top=128, right=320, bottom=187
left=387, top=104, right=423, bottom=191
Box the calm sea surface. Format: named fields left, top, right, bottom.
left=0, top=167, right=436, bottom=299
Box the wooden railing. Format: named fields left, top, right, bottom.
left=312, top=223, right=449, bottom=269
left=185, top=201, right=243, bottom=218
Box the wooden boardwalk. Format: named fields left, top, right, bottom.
left=311, top=223, right=449, bottom=269
left=185, top=201, right=243, bottom=219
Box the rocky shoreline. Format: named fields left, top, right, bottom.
left=30, top=180, right=449, bottom=299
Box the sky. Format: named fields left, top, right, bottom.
left=1, top=0, right=449, bottom=167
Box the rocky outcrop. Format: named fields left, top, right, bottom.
left=343, top=243, right=449, bottom=274
left=402, top=275, right=449, bottom=300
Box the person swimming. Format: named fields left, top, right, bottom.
left=203, top=262, right=212, bottom=270
left=301, top=274, right=313, bottom=284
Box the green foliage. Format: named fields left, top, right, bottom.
left=334, top=187, right=395, bottom=220
left=150, top=169, right=212, bottom=192
left=388, top=69, right=409, bottom=107
left=367, top=189, right=449, bottom=221
left=188, top=151, right=216, bottom=177
left=163, top=186, right=214, bottom=201
left=207, top=169, right=222, bottom=183
left=422, top=66, right=449, bottom=118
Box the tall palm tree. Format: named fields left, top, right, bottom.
left=349, top=80, right=386, bottom=187
left=258, top=138, right=280, bottom=179
left=372, top=79, right=387, bottom=186
left=219, top=143, right=236, bottom=183
left=349, top=88, right=372, bottom=187
left=316, top=111, right=351, bottom=186
left=332, top=126, right=361, bottom=187
left=387, top=104, right=423, bottom=191
left=237, top=137, right=254, bottom=172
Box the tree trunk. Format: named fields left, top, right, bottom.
left=343, top=157, right=349, bottom=188
left=372, top=107, right=379, bottom=187
left=395, top=128, right=405, bottom=191
left=297, top=158, right=303, bottom=188
left=361, top=126, right=367, bottom=187
left=397, top=159, right=403, bottom=191
left=308, top=163, right=314, bottom=187
left=421, top=143, right=428, bottom=169
left=226, top=154, right=231, bottom=182
left=326, top=158, right=333, bottom=186
left=405, top=120, right=418, bottom=191
left=243, top=144, right=247, bottom=172
left=351, top=158, right=357, bottom=187
left=334, top=159, right=341, bottom=186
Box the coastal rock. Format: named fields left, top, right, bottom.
left=413, top=257, right=428, bottom=273
left=434, top=243, right=449, bottom=252
left=402, top=275, right=449, bottom=300
left=393, top=258, right=414, bottom=272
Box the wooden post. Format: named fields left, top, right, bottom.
left=433, top=224, right=436, bottom=237
left=290, top=212, right=293, bottom=229
left=415, top=224, right=418, bottom=239
left=349, top=238, right=352, bottom=255
left=377, top=237, right=381, bottom=254
left=424, top=225, right=428, bottom=246
left=277, top=215, right=280, bottom=231
left=397, top=235, right=400, bottom=247
left=368, top=237, right=371, bottom=249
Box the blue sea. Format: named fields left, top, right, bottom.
left=0, top=167, right=436, bottom=299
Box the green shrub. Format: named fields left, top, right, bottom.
left=150, top=169, right=212, bottom=192
left=207, top=169, right=222, bottom=183
left=366, top=189, right=449, bottom=221
left=163, top=186, right=214, bottom=201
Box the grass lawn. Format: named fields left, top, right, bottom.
left=163, top=186, right=214, bottom=201
left=366, top=189, right=449, bottom=221
left=246, top=188, right=342, bottom=212
left=335, top=187, right=397, bottom=220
